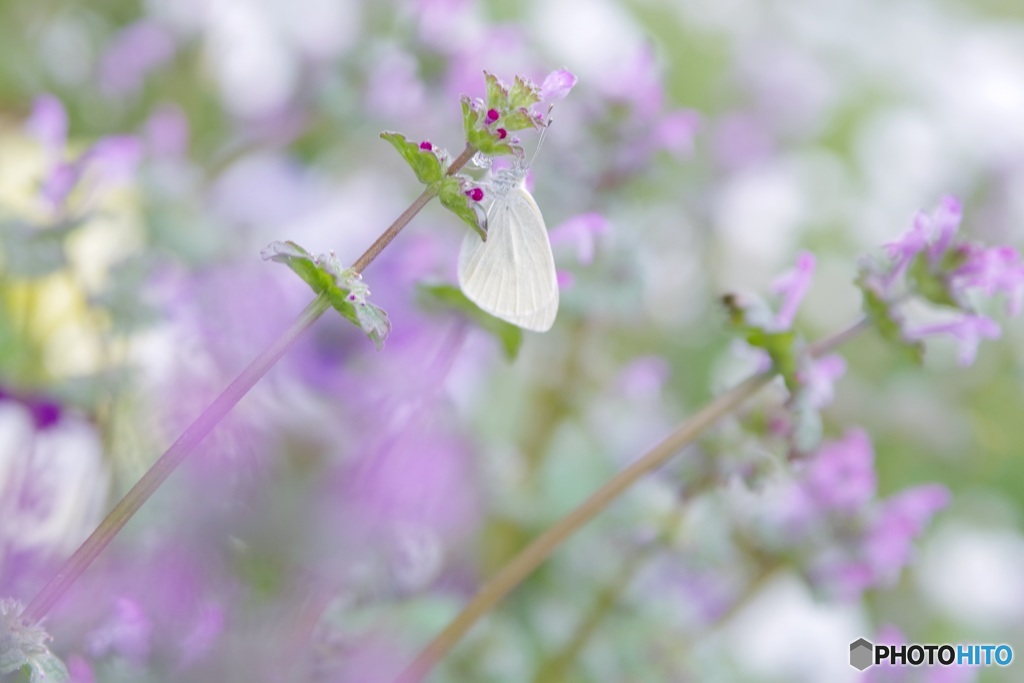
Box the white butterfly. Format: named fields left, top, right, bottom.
left=457, top=162, right=559, bottom=332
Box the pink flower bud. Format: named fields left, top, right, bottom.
left=496, top=128, right=507, bottom=140
left=486, top=108, right=500, bottom=123
left=466, top=188, right=484, bottom=202
left=419, top=141, right=433, bottom=151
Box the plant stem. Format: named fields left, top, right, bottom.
left=393, top=317, right=870, bottom=683
left=531, top=505, right=686, bottom=683
left=23, top=143, right=479, bottom=625
left=351, top=144, right=477, bottom=274
left=22, top=293, right=332, bottom=624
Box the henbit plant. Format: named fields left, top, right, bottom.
left=1, top=68, right=575, bottom=681
left=2, top=68, right=1023, bottom=683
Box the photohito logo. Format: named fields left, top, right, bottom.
left=849, top=638, right=1013, bottom=671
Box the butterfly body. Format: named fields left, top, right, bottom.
left=457, top=165, right=559, bottom=332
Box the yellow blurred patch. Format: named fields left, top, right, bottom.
left=1, top=124, right=144, bottom=378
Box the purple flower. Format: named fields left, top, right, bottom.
left=884, top=195, right=962, bottom=283
left=801, top=429, right=876, bottom=513
left=364, top=48, right=426, bottom=120
left=22, top=95, right=143, bottom=210
left=601, top=45, right=664, bottom=117
left=177, top=603, right=224, bottom=666
left=771, top=251, right=815, bottom=330
left=655, top=109, right=701, bottom=157
left=906, top=314, right=1000, bottom=366
left=145, top=104, right=190, bottom=158
left=82, top=135, right=144, bottom=186
left=539, top=68, right=578, bottom=102
left=24, top=94, right=68, bottom=163
left=950, top=244, right=1024, bottom=315
left=798, top=353, right=846, bottom=409
left=87, top=598, right=152, bottom=662
left=67, top=655, right=95, bottom=683
left=616, top=356, right=670, bottom=400
left=863, top=484, right=950, bottom=584
left=98, top=20, right=177, bottom=95
left=548, top=212, right=610, bottom=265
left=0, top=394, right=108, bottom=578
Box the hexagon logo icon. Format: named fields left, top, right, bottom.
left=850, top=638, right=874, bottom=671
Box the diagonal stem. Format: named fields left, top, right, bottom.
left=23, top=293, right=332, bottom=624
left=394, top=317, right=869, bottom=683
left=22, top=143, right=480, bottom=625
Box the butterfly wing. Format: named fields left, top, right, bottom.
left=458, top=185, right=559, bottom=332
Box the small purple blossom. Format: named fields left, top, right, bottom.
left=616, top=356, right=670, bottom=400
left=771, top=251, right=815, bottom=330
left=98, top=20, right=177, bottom=96
left=496, top=127, right=507, bottom=140
left=82, top=135, right=144, bottom=186
left=419, top=140, right=433, bottom=151
left=884, top=195, right=962, bottom=284
left=798, top=353, right=846, bottom=409
left=539, top=68, right=578, bottom=102
left=906, top=314, right=1000, bottom=366
left=145, top=104, right=189, bottom=158
left=24, top=94, right=68, bottom=163
left=87, top=598, right=152, bottom=662
left=465, top=187, right=484, bottom=202
left=485, top=108, right=499, bottom=122
left=654, top=109, right=701, bottom=157
left=863, top=484, right=950, bottom=584
left=950, top=244, right=1024, bottom=315
left=23, top=95, right=143, bottom=211
left=801, top=429, right=876, bottom=513
left=177, top=603, right=224, bottom=666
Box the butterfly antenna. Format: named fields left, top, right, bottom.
left=528, top=104, right=556, bottom=168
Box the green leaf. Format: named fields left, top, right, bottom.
left=907, top=252, right=959, bottom=308
left=417, top=282, right=523, bottom=360
left=262, top=241, right=392, bottom=350
left=745, top=328, right=800, bottom=391
left=461, top=98, right=516, bottom=158
left=721, top=292, right=800, bottom=389
left=507, top=75, right=541, bottom=110
left=483, top=71, right=507, bottom=110
left=438, top=178, right=485, bottom=240
left=502, top=107, right=541, bottom=132
left=380, top=131, right=443, bottom=185
left=856, top=271, right=924, bottom=364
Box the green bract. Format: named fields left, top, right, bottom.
left=416, top=282, right=523, bottom=360
left=722, top=294, right=801, bottom=391
left=379, top=131, right=444, bottom=185
left=438, top=177, right=485, bottom=240
left=0, top=600, right=70, bottom=683
left=261, top=241, right=391, bottom=350
left=908, top=251, right=962, bottom=309
left=461, top=98, right=514, bottom=157
left=856, top=271, right=924, bottom=364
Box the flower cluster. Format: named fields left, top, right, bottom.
left=860, top=195, right=1024, bottom=365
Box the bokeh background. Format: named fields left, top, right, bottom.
left=2, top=0, right=1023, bottom=681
